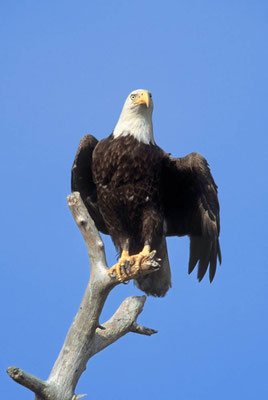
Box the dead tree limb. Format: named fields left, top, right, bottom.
left=7, top=192, right=157, bottom=400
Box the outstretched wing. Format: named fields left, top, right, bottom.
left=71, top=135, right=108, bottom=234
left=162, top=152, right=221, bottom=282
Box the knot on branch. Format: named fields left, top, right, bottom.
left=77, top=218, right=87, bottom=228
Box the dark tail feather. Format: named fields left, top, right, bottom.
left=134, top=238, right=171, bottom=297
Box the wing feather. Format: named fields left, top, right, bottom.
left=71, top=135, right=108, bottom=234
left=162, top=152, right=221, bottom=282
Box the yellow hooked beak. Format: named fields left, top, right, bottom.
left=133, top=90, right=150, bottom=108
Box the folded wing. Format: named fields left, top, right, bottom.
left=162, top=152, right=221, bottom=282
left=71, top=135, right=108, bottom=234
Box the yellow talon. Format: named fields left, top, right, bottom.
left=107, top=245, right=159, bottom=283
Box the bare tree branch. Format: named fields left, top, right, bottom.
left=7, top=367, right=48, bottom=397
left=7, top=192, right=157, bottom=400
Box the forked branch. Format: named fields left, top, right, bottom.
left=7, top=192, right=157, bottom=400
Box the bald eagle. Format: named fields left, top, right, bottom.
left=71, top=89, right=221, bottom=296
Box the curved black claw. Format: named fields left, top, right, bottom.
left=124, top=259, right=130, bottom=272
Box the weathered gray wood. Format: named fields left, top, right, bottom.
left=7, top=192, right=157, bottom=400
left=7, top=367, right=49, bottom=397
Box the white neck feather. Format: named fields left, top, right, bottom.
left=113, top=108, right=155, bottom=145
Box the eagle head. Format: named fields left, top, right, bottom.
left=113, top=89, right=155, bottom=145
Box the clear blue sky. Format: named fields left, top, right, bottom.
left=1, top=1, right=268, bottom=399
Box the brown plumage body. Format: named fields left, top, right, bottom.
left=93, top=134, right=165, bottom=256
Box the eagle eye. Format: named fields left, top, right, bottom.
left=130, top=94, right=136, bottom=100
